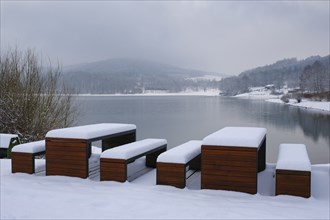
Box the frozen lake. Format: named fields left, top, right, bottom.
left=75, top=96, right=330, bottom=164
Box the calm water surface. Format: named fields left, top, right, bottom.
left=75, top=96, right=330, bottom=164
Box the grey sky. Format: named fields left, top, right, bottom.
left=1, top=1, right=329, bottom=75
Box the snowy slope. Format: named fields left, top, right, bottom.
left=1, top=158, right=329, bottom=219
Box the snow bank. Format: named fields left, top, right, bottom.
left=157, top=140, right=201, bottom=163
left=46, top=123, right=136, bottom=139
left=202, top=127, right=266, bottom=148
left=12, top=140, right=45, bottom=154
left=1, top=159, right=329, bottom=219
left=276, top=144, right=311, bottom=171
left=0, top=133, right=19, bottom=148
left=266, top=99, right=330, bottom=112
left=101, top=139, right=167, bottom=159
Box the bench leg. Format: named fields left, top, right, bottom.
left=102, top=131, right=136, bottom=151
left=146, top=147, right=167, bottom=168
left=258, top=137, right=266, bottom=172
left=188, top=155, right=201, bottom=170
left=157, top=162, right=186, bottom=188
left=100, top=158, right=127, bottom=182
left=12, top=152, right=35, bottom=174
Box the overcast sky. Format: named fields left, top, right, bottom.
left=1, top=1, right=329, bottom=75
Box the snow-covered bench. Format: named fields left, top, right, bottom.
left=100, top=139, right=167, bottom=182
left=156, top=140, right=201, bottom=188
left=45, top=123, right=136, bottom=178
left=11, top=140, right=45, bottom=174
left=201, top=127, right=267, bottom=194
left=275, top=144, right=311, bottom=198
left=0, top=133, right=21, bottom=158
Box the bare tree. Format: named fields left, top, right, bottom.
left=0, top=47, right=77, bottom=143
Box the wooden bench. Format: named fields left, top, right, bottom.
left=100, top=139, right=167, bottom=182
left=45, top=123, right=136, bottom=178
left=11, top=140, right=45, bottom=174
left=276, top=144, right=311, bottom=198
left=0, top=133, right=21, bottom=158
left=201, top=127, right=266, bottom=194
left=157, top=140, right=201, bottom=188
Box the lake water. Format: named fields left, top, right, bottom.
left=75, top=96, right=330, bottom=164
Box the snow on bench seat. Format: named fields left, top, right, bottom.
left=157, top=140, right=201, bottom=164
left=201, top=127, right=267, bottom=194
left=202, top=127, right=266, bottom=148
left=101, top=139, right=167, bottom=160
left=11, top=140, right=45, bottom=174
left=276, top=144, right=311, bottom=198
left=12, top=140, right=45, bottom=154
left=157, top=140, right=202, bottom=188
left=276, top=144, right=311, bottom=172
left=100, top=139, right=167, bottom=182
left=46, top=123, right=136, bottom=139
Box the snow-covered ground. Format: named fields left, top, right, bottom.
left=1, top=157, right=329, bottom=219
left=234, top=87, right=280, bottom=99
left=267, top=98, right=330, bottom=112
left=74, top=88, right=221, bottom=97
left=234, top=87, right=330, bottom=113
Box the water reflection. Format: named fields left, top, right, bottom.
left=75, top=96, right=329, bottom=163
left=230, top=98, right=330, bottom=144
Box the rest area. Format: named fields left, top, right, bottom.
left=8, top=124, right=314, bottom=199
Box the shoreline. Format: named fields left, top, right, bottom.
left=233, top=92, right=330, bottom=113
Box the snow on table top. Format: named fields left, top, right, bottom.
left=0, top=133, right=19, bottom=148
left=101, top=138, right=167, bottom=160
left=46, top=123, right=136, bottom=139
left=157, top=140, right=202, bottom=163
left=202, top=127, right=267, bottom=148
left=276, top=144, right=311, bottom=171
left=12, top=140, right=45, bottom=154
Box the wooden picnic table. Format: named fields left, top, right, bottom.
left=45, top=123, right=136, bottom=178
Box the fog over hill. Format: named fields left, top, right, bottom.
left=62, top=58, right=223, bottom=94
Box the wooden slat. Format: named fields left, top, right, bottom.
left=275, top=169, right=311, bottom=198
left=157, top=162, right=186, bottom=188
left=100, top=158, right=126, bottom=182
left=201, top=145, right=258, bottom=194
left=11, top=152, right=34, bottom=174
left=202, top=164, right=256, bottom=172
left=46, top=137, right=88, bottom=178
left=202, top=145, right=257, bottom=152
left=202, top=159, right=257, bottom=167
left=201, top=182, right=256, bottom=194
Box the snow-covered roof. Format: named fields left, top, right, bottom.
left=12, top=140, right=45, bottom=154
left=0, top=133, right=19, bottom=149
left=101, top=138, right=167, bottom=160
left=157, top=140, right=202, bottom=164
left=202, top=127, right=266, bottom=148
left=46, top=123, right=136, bottom=139
left=276, top=144, right=311, bottom=171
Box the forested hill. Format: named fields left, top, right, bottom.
left=219, top=55, right=330, bottom=96
left=62, top=58, right=222, bottom=94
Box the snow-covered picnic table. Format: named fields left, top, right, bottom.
left=201, top=127, right=267, bottom=194
left=45, top=123, right=136, bottom=178
left=0, top=133, right=21, bottom=158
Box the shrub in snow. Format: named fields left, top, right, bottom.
left=0, top=47, right=77, bottom=143
left=280, top=95, right=290, bottom=103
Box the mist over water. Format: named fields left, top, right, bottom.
left=75, top=96, right=329, bottom=164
